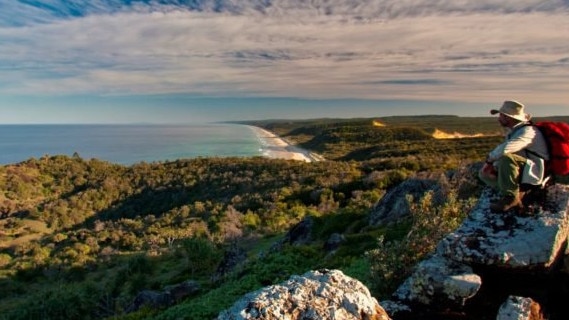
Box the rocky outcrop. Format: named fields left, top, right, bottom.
left=324, top=233, right=346, bottom=252
left=384, top=184, right=569, bottom=319
left=368, top=178, right=444, bottom=226
left=391, top=255, right=482, bottom=306
left=126, top=280, right=200, bottom=313
left=269, top=216, right=314, bottom=253
left=215, top=180, right=569, bottom=320
left=438, top=186, right=569, bottom=269
left=217, top=269, right=390, bottom=320
left=281, top=216, right=314, bottom=246
left=368, top=164, right=484, bottom=226
left=212, top=242, right=247, bottom=282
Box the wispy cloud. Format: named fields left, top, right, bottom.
left=1, top=0, right=568, bottom=105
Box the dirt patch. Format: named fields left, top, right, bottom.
left=432, top=128, right=485, bottom=139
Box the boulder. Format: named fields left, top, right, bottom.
left=164, top=280, right=200, bottom=302
left=270, top=216, right=314, bottom=253
left=379, top=300, right=412, bottom=319
left=369, top=178, right=444, bottom=226
left=496, top=296, right=544, bottom=320
left=323, top=233, right=346, bottom=252
left=212, top=243, right=247, bottom=282
left=126, top=290, right=170, bottom=313
left=391, top=255, right=481, bottom=306
left=437, top=185, right=569, bottom=269
left=385, top=184, right=569, bottom=318
left=217, top=269, right=390, bottom=320
left=126, top=280, right=200, bottom=313
left=283, top=216, right=314, bottom=246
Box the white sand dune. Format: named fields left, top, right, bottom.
left=249, top=126, right=322, bottom=162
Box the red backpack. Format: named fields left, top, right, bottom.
left=533, top=121, right=569, bottom=176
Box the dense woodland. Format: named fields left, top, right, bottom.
left=1, top=115, right=568, bottom=319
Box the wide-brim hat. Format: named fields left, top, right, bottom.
left=490, top=100, right=529, bottom=122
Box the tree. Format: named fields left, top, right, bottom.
left=177, top=237, right=220, bottom=277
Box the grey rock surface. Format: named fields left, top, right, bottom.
left=217, top=269, right=390, bottom=320
left=437, top=185, right=569, bottom=268
left=496, top=296, right=543, bottom=320
left=127, top=280, right=200, bottom=313
left=369, top=178, right=443, bottom=226
left=388, top=184, right=569, bottom=318
left=392, top=255, right=481, bottom=305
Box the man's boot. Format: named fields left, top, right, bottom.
left=490, top=193, right=523, bottom=213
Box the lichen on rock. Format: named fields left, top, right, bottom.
left=217, top=269, right=390, bottom=320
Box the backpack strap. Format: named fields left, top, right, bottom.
left=512, top=122, right=545, bottom=160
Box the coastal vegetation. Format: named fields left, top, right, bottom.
left=1, top=115, right=568, bottom=319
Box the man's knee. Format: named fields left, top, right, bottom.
left=496, top=153, right=526, bottom=177
left=497, top=153, right=525, bottom=166
left=479, top=163, right=497, bottom=187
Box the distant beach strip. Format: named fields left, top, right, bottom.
left=249, top=126, right=324, bottom=162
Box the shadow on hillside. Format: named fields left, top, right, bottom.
left=81, top=186, right=193, bottom=227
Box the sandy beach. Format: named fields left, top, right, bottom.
left=249, top=126, right=322, bottom=162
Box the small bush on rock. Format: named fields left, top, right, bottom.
left=366, top=191, right=474, bottom=297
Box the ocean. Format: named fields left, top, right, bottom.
left=0, top=124, right=264, bottom=165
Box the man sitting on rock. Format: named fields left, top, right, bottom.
left=479, top=100, right=549, bottom=212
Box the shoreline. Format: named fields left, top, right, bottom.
left=248, top=126, right=323, bottom=162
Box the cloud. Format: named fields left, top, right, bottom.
left=0, top=1, right=568, bottom=105
left=373, top=79, right=450, bottom=85
left=4, top=0, right=567, bottom=26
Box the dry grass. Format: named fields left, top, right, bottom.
left=0, top=219, right=51, bottom=249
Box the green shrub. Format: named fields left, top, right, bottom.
left=175, top=237, right=221, bottom=278
left=4, top=282, right=100, bottom=320
left=155, top=244, right=324, bottom=319
left=126, top=254, right=153, bottom=275
left=366, top=191, right=474, bottom=298
left=0, top=253, right=12, bottom=268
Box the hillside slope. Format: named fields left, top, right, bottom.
left=3, top=115, right=568, bottom=319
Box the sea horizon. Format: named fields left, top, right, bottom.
left=0, top=123, right=268, bottom=166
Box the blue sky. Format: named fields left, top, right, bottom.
left=1, top=1, right=568, bottom=124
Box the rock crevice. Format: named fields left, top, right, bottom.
left=384, top=184, right=569, bottom=319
